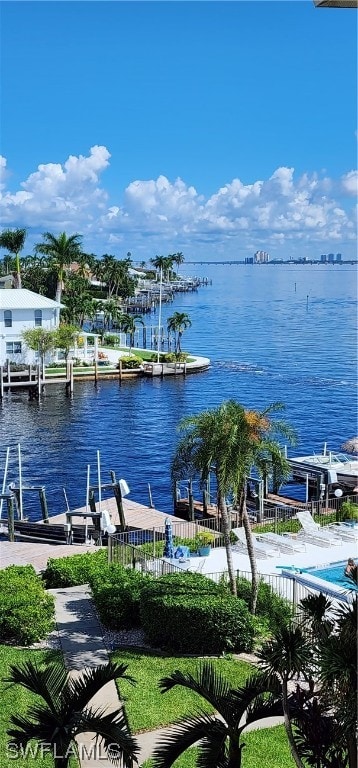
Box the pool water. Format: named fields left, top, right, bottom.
left=307, top=561, right=358, bottom=591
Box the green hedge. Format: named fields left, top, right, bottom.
left=140, top=573, right=254, bottom=653
left=43, top=550, right=109, bottom=588
left=90, top=565, right=151, bottom=629
left=0, top=565, right=55, bottom=645
left=236, top=577, right=292, bottom=631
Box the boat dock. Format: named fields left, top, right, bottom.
left=0, top=496, right=216, bottom=570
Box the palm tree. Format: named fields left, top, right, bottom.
left=35, top=232, right=83, bottom=303
left=120, top=314, right=144, bottom=353
left=151, top=661, right=283, bottom=768
left=172, top=252, right=185, bottom=273
left=258, top=596, right=357, bottom=768
left=172, top=400, right=295, bottom=609
left=167, top=312, right=191, bottom=354
left=0, top=228, right=26, bottom=288
left=150, top=255, right=173, bottom=282
left=258, top=625, right=313, bottom=768
left=5, top=659, right=139, bottom=768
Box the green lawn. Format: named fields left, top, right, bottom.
left=142, top=725, right=295, bottom=767
left=111, top=650, right=253, bottom=734
left=0, top=646, right=78, bottom=768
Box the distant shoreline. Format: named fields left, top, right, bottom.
left=185, top=260, right=357, bottom=265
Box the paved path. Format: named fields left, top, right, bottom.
left=51, top=586, right=284, bottom=767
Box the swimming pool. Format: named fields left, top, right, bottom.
left=306, top=560, right=358, bottom=591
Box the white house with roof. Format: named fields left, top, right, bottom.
left=0, top=289, right=62, bottom=366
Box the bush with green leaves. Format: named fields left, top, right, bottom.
left=90, top=564, right=151, bottom=629
left=104, top=334, right=120, bottom=346
left=164, top=352, right=188, bottom=363
left=140, top=572, right=254, bottom=653
left=236, top=576, right=292, bottom=631
left=118, top=355, right=142, bottom=369
left=339, top=500, right=358, bottom=521
left=43, top=549, right=108, bottom=588
left=0, top=565, right=55, bottom=645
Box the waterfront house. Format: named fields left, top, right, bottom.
left=0, top=288, right=62, bottom=366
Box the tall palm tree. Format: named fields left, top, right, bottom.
left=258, top=625, right=312, bottom=768
left=172, top=400, right=295, bottom=609
left=172, top=252, right=185, bottom=274
left=0, top=228, right=26, bottom=288
left=150, top=255, right=173, bottom=282
left=258, top=595, right=357, bottom=768
left=35, top=232, right=83, bottom=303
left=120, top=314, right=144, bottom=353
left=151, top=662, right=283, bottom=768
left=167, top=312, right=191, bottom=353
left=6, top=659, right=139, bottom=768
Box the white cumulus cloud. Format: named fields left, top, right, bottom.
left=0, top=147, right=356, bottom=259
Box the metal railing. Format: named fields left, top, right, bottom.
left=108, top=536, right=183, bottom=576
left=253, top=494, right=358, bottom=534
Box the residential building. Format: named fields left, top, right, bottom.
left=254, top=250, right=270, bottom=263
left=0, top=289, right=62, bottom=366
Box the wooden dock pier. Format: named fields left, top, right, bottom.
left=0, top=361, right=73, bottom=399
left=0, top=496, right=215, bottom=570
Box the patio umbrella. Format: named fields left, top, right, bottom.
left=163, top=516, right=175, bottom=558
left=341, top=437, right=358, bottom=455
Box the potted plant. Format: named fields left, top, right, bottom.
left=194, top=531, right=215, bottom=557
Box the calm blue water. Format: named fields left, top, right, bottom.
left=0, top=264, right=356, bottom=520
left=307, top=560, right=358, bottom=591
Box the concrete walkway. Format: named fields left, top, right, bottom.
left=51, top=585, right=284, bottom=767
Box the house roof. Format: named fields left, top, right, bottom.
left=0, top=289, right=63, bottom=310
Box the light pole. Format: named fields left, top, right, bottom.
left=156, top=266, right=163, bottom=363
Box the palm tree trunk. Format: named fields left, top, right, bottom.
left=241, top=483, right=259, bottom=614
left=282, top=678, right=305, bottom=768
left=16, top=253, right=22, bottom=289
left=218, top=492, right=237, bottom=597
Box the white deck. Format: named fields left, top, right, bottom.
left=165, top=536, right=357, bottom=576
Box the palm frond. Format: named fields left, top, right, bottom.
left=151, top=713, right=227, bottom=768
left=5, top=660, right=66, bottom=713
left=64, top=661, right=134, bottom=713
left=159, top=662, right=233, bottom=722
left=76, top=708, right=139, bottom=767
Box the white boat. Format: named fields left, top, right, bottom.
left=289, top=448, right=358, bottom=491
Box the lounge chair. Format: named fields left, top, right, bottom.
left=296, top=511, right=342, bottom=547
left=231, top=527, right=278, bottom=558
left=255, top=532, right=306, bottom=553
left=327, top=522, right=358, bottom=541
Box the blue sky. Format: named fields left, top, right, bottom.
left=1, top=1, right=357, bottom=262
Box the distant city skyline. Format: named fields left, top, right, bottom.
left=0, top=1, right=357, bottom=263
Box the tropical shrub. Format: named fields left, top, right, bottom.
left=164, top=352, right=188, bottom=363
left=236, top=576, right=293, bottom=631
left=90, top=565, right=151, bottom=629
left=140, top=573, right=254, bottom=653
left=104, top=334, right=119, bottom=346
left=118, top=355, right=142, bottom=369
left=339, top=500, right=358, bottom=521
left=9, top=363, right=28, bottom=372
left=43, top=550, right=108, bottom=588
left=193, top=531, right=215, bottom=550
left=0, top=565, right=54, bottom=645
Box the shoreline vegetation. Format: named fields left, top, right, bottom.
left=0, top=231, right=211, bottom=375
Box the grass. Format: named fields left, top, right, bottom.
left=111, top=649, right=253, bottom=734
left=142, top=725, right=295, bottom=767
left=0, top=646, right=78, bottom=768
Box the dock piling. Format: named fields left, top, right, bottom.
left=7, top=496, right=15, bottom=542
left=39, top=486, right=49, bottom=523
